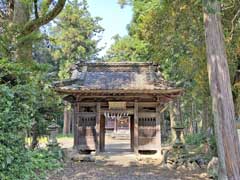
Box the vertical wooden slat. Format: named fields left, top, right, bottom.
left=63, top=101, right=71, bottom=135
left=73, top=102, right=78, bottom=148
left=71, top=106, right=74, bottom=135
left=130, top=115, right=134, bottom=151
left=134, top=101, right=139, bottom=154
left=100, top=114, right=105, bottom=152
left=71, top=109, right=74, bottom=134
left=96, top=102, right=101, bottom=153
left=156, top=102, right=161, bottom=154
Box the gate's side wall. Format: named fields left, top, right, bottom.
left=73, top=103, right=98, bottom=151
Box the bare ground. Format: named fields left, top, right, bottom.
left=48, top=135, right=209, bottom=180
left=48, top=157, right=208, bottom=180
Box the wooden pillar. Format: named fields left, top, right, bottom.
left=130, top=115, right=134, bottom=151
left=63, top=101, right=71, bottom=135
left=114, top=117, right=117, bottom=133
left=73, top=102, right=78, bottom=148
left=71, top=105, right=75, bottom=135
left=134, top=101, right=139, bottom=154
left=96, top=103, right=101, bottom=153
left=156, top=103, right=161, bottom=155
left=71, top=109, right=74, bottom=134
left=100, top=114, right=105, bottom=152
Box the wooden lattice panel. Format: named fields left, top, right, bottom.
left=76, top=113, right=97, bottom=150
left=138, top=115, right=158, bottom=150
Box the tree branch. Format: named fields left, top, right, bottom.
left=230, top=8, right=240, bottom=39
left=34, top=0, right=39, bottom=19
left=7, top=0, right=14, bottom=20
left=0, top=9, right=6, bottom=19
left=21, top=0, right=66, bottom=35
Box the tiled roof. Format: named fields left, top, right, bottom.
left=53, top=62, right=182, bottom=93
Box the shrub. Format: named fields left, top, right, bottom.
left=185, top=132, right=206, bottom=146
left=0, top=59, right=62, bottom=179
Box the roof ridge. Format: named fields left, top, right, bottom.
left=75, top=61, right=158, bottom=66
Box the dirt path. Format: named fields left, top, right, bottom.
left=49, top=135, right=209, bottom=180
left=48, top=155, right=208, bottom=180
left=48, top=150, right=209, bottom=179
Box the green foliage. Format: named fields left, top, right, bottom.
left=0, top=1, right=103, bottom=178
left=50, top=0, right=104, bottom=79
left=185, top=133, right=206, bottom=146
left=105, top=35, right=150, bottom=62
left=208, top=135, right=217, bottom=156
left=185, top=132, right=217, bottom=157
left=111, top=0, right=240, bottom=131
left=0, top=149, right=62, bottom=180
left=0, top=59, right=62, bottom=179
left=110, top=0, right=213, bottom=131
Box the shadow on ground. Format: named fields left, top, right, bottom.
left=50, top=135, right=209, bottom=180
left=48, top=149, right=209, bottom=180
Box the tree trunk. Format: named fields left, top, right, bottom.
left=203, top=1, right=240, bottom=179
left=12, top=0, right=66, bottom=62
left=30, top=121, right=38, bottom=149
left=202, top=101, right=209, bottom=132
left=63, top=101, right=71, bottom=135
left=189, top=101, right=194, bottom=134
left=13, top=0, right=32, bottom=61
left=169, top=101, right=179, bottom=142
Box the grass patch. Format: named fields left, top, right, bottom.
left=57, top=133, right=73, bottom=138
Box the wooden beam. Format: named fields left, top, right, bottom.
left=134, top=101, right=139, bottom=154
left=77, top=102, right=160, bottom=108
left=138, top=112, right=156, bottom=118
left=100, top=108, right=134, bottom=115
left=138, top=102, right=158, bottom=107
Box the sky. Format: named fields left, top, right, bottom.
left=87, top=0, right=133, bottom=57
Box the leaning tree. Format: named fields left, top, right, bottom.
left=0, top=0, right=66, bottom=61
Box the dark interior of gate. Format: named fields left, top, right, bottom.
left=53, top=62, right=183, bottom=155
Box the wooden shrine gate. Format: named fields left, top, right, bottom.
left=53, top=62, right=182, bottom=156
left=72, top=101, right=162, bottom=154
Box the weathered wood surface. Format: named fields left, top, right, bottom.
left=134, top=101, right=139, bottom=153
left=156, top=103, right=161, bottom=153
left=96, top=103, right=101, bottom=153
left=100, top=114, right=105, bottom=152
left=63, top=101, right=71, bottom=135
left=138, top=114, right=158, bottom=151
left=75, top=112, right=97, bottom=151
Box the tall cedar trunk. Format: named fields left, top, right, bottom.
left=204, top=1, right=240, bottom=179
left=13, top=0, right=32, bottom=61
